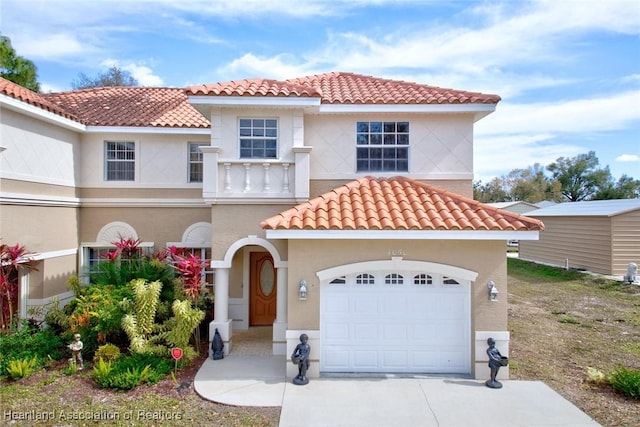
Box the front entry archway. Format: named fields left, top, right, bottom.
left=249, top=252, right=277, bottom=326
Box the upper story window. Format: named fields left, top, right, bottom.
left=105, top=141, right=135, bottom=181
left=356, top=121, right=409, bottom=172
left=188, top=142, right=206, bottom=182
left=239, top=118, right=277, bottom=159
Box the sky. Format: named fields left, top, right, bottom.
left=2, top=0, right=639, bottom=183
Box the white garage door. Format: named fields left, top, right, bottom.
left=320, top=271, right=470, bottom=374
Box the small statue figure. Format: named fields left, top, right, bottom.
left=212, top=328, right=224, bottom=360
left=68, top=333, right=83, bottom=370
left=623, top=262, right=637, bottom=285
left=486, top=337, right=507, bottom=388
left=291, top=333, right=310, bottom=385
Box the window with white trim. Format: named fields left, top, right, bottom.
left=356, top=273, right=375, bottom=285
left=443, top=276, right=460, bottom=285
left=239, top=118, right=277, bottom=158
left=188, top=143, right=206, bottom=182
left=385, top=273, right=404, bottom=285
left=414, top=274, right=433, bottom=285
left=105, top=141, right=135, bottom=181
left=356, top=121, right=409, bottom=172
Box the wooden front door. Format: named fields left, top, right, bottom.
left=250, top=252, right=277, bottom=326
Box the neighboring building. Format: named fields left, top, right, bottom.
left=0, top=72, right=544, bottom=380
left=486, top=201, right=540, bottom=215
left=520, top=199, right=640, bottom=276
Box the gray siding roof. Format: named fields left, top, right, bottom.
left=527, top=199, right=640, bottom=217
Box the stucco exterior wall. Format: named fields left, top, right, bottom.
left=78, top=132, right=209, bottom=188
left=285, top=239, right=507, bottom=331
left=78, top=206, right=211, bottom=245
left=210, top=204, right=288, bottom=261
left=1, top=108, right=80, bottom=187
left=304, top=113, right=475, bottom=181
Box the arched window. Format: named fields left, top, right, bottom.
left=356, top=273, right=375, bottom=285
left=413, top=274, right=432, bottom=285
left=385, top=273, right=404, bottom=285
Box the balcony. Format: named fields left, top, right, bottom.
left=201, top=146, right=311, bottom=204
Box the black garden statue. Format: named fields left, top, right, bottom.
left=212, top=328, right=224, bottom=360
left=291, top=333, right=311, bottom=385
left=486, top=337, right=508, bottom=388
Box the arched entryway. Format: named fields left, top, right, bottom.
left=210, top=236, right=288, bottom=356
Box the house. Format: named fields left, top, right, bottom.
left=520, top=199, right=640, bottom=276
left=0, top=72, right=544, bottom=380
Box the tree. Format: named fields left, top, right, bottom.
left=0, top=34, right=40, bottom=92
left=473, top=177, right=510, bottom=202
left=71, top=65, right=138, bottom=89
left=505, top=164, right=562, bottom=203
left=546, top=151, right=611, bottom=202
left=592, top=174, right=640, bottom=200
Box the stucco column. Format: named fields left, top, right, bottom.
left=214, top=267, right=229, bottom=321
left=210, top=267, right=232, bottom=356
left=273, top=266, right=288, bottom=355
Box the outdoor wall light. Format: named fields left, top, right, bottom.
left=299, top=279, right=308, bottom=301
left=487, top=281, right=499, bottom=302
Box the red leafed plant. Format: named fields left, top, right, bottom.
left=113, top=237, right=142, bottom=259
left=166, top=248, right=208, bottom=300
left=0, top=244, right=37, bottom=329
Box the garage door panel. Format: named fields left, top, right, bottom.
left=324, top=348, right=350, bottom=370
left=325, top=294, right=349, bottom=313
left=354, top=322, right=379, bottom=340
left=380, top=295, right=407, bottom=313
left=324, top=322, right=350, bottom=341
left=321, top=273, right=470, bottom=374
left=354, top=351, right=378, bottom=369
left=381, top=351, right=408, bottom=368
left=354, top=295, right=378, bottom=313
left=383, top=323, right=408, bottom=340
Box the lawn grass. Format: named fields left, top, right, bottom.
left=507, top=258, right=640, bottom=426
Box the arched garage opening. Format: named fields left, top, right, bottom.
left=317, top=258, right=477, bottom=375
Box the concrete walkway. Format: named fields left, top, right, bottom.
left=194, top=355, right=601, bottom=427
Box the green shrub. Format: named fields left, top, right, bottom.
left=92, top=358, right=114, bottom=387
left=609, top=367, right=640, bottom=399
left=0, top=323, right=64, bottom=377
left=92, top=352, right=173, bottom=390
left=7, top=357, right=38, bottom=380
left=94, top=343, right=121, bottom=362
left=109, top=365, right=153, bottom=390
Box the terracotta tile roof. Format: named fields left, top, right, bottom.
left=187, top=78, right=321, bottom=98
left=261, top=177, right=544, bottom=231
left=43, top=86, right=210, bottom=128
left=188, top=72, right=500, bottom=105
left=0, top=77, right=78, bottom=121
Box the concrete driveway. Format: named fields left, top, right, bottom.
left=194, top=356, right=601, bottom=427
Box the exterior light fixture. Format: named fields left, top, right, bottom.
left=299, top=279, right=308, bottom=301
left=487, top=281, right=499, bottom=302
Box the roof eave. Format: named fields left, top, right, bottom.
left=1, top=94, right=85, bottom=132
left=318, top=103, right=496, bottom=119
left=265, top=229, right=540, bottom=240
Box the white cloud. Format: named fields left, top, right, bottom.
left=616, top=154, right=640, bottom=162
left=477, top=90, right=640, bottom=136
left=101, top=59, right=164, bottom=86
left=473, top=133, right=585, bottom=182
